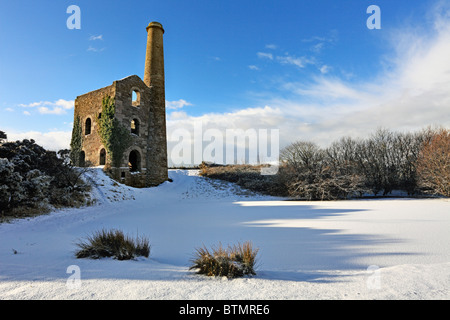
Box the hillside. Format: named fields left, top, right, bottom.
left=0, top=169, right=449, bottom=300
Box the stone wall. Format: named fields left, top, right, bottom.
left=73, top=75, right=168, bottom=188
left=74, top=84, right=115, bottom=167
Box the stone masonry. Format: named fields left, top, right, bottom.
left=72, top=22, right=168, bottom=188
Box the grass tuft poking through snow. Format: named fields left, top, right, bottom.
left=190, top=241, right=259, bottom=279
left=75, top=228, right=150, bottom=260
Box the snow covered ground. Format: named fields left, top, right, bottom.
left=0, top=169, right=449, bottom=300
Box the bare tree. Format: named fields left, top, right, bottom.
left=280, top=140, right=366, bottom=200
left=416, top=128, right=450, bottom=197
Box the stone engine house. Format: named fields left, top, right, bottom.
left=72, top=22, right=168, bottom=187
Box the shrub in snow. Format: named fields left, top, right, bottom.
left=0, top=136, right=92, bottom=218
left=190, top=241, right=258, bottom=279
left=0, top=158, right=25, bottom=212
left=199, top=162, right=288, bottom=197
left=75, top=229, right=150, bottom=260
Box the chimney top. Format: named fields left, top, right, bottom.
left=146, top=21, right=164, bottom=33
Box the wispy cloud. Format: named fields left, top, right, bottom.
left=167, top=4, right=450, bottom=155
left=166, top=99, right=193, bottom=110
left=257, top=48, right=320, bottom=71
left=257, top=52, right=273, bottom=60
left=87, top=34, right=105, bottom=52
left=87, top=46, right=105, bottom=53
left=89, top=34, right=103, bottom=41
left=302, top=30, right=339, bottom=54
left=276, top=55, right=313, bottom=69
left=18, top=99, right=74, bottom=115
left=7, top=130, right=72, bottom=151
left=310, top=42, right=324, bottom=54
left=319, top=65, right=331, bottom=74
left=248, top=65, right=259, bottom=70
left=265, top=44, right=277, bottom=50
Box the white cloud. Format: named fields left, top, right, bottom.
left=248, top=65, right=259, bottom=70
left=311, top=42, right=325, bottom=54
left=19, top=102, right=42, bottom=108
left=265, top=44, right=277, bottom=50
left=18, top=99, right=74, bottom=115
left=87, top=46, right=105, bottom=53
left=302, top=31, right=339, bottom=45
left=7, top=130, right=72, bottom=151
left=166, top=99, right=193, bottom=110
left=23, top=111, right=31, bottom=116
left=319, top=65, right=330, bottom=74
left=5, top=107, right=14, bottom=112
left=283, top=77, right=370, bottom=102
left=268, top=10, right=450, bottom=144
left=167, top=6, right=450, bottom=157
left=54, top=99, right=74, bottom=110
left=89, top=35, right=103, bottom=41
left=38, top=107, right=65, bottom=115
left=257, top=50, right=317, bottom=70
left=276, top=55, right=312, bottom=69
left=257, top=52, right=273, bottom=60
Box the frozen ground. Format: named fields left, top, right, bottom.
left=0, top=169, right=449, bottom=300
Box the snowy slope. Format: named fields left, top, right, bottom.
left=0, top=169, right=449, bottom=300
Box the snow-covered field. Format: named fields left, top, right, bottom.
left=0, top=169, right=449, bottom=300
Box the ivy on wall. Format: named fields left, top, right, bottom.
left=97, top=95, right=132, bottom=167
left=70, top=114, right=83, bottom=166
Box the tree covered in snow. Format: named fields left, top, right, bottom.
left=0, top=135, right=91, bottom=218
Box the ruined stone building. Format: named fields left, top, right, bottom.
left=71, top=22, right=168, bottom=187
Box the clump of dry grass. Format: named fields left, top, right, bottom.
left=75, top=228, right=150, bottom=260
left=190, top=241, right=259, bottom=278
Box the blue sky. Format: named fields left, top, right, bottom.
left=1, top=0, right=449, bottom=153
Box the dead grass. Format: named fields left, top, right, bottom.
left=190, top=241, right=259, bottom=278
left=75, top=228, right=150, bottom=260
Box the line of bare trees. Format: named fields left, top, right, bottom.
left=279, top=127, right=449, bottom=200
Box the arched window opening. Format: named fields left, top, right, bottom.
left=99, top=148, right=106, bottom=166
left=128, top=150, right=141, bottom=172
left=85, top=118, right=91, bottom=135
left=79, top=151, right=86, bottom=167
left=131, top=119, right=140, bottom=135
left=132, top=90, right=141, bottom=107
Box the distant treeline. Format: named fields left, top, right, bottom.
left=200, top=127, right=450, bottom=200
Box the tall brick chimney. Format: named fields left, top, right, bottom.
left=143, top=21, right=168, bottom=185
left=144, top=22, right=165, bottom=90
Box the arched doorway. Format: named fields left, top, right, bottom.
left=99, top=148, right=106, bottom=165
left=79, top=151, right=85, bottom=167
left=128, top=150, right=141, bottom=172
